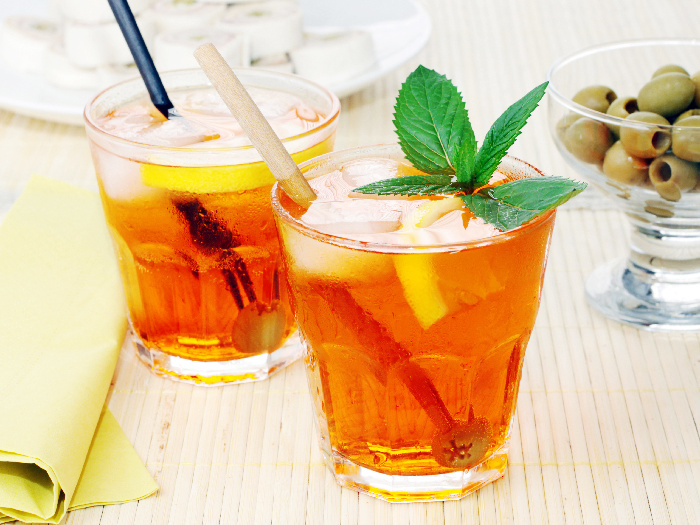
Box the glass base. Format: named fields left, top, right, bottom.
left=585, top=258, right=700, bottom=331
left=130, top=330, right=303, bottom=385
left=322, top=447, right=509, bottom=503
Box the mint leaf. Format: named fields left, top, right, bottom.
left=461, top=176, right=587, bottom=230
left=393, top=66, right=472, bottom=175
left=483, top=177, right=587, bottom=210
left=461, top=194, right=540, bottom=231
left=454, top=126, right=478, bottom=184
left=353, top=175, right=460, bottom=196
left=472, top=82, right=548, bottom=187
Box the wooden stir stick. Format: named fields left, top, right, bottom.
left=193, top=43, right=317, bottom=208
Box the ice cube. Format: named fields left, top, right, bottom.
left=92, top=147, right=158, bottom=201
left=269, top=119, right=313, bottom=141
left=176, top=90, right=231, bottom=117
left=295, top=103, right=320, bottom=123
left=183, top=87, right=299, bottom=121
left=250, top=88, right=300, bottom=121
left=177, top=87, right=313, bottom=142
left=97, top=109, right=152, bottom=136
left=340, top=158, right=401, bottom=188
left=301, top=199, right=405, bottom=237
left=281, top=225, right=393, bottom=283
left=307, top=169, right=352, bottom=200
left=100, top=106, right=220, bottom=147
left=133, top=118, right=220, bottom=147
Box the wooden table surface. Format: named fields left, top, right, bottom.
left=2, top=0, right=700, bottom=523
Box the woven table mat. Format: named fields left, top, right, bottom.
left=2, top=0, right=699, bottom=523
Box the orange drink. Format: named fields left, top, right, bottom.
left=84, top=69, right=340, bottom=385
left=272, top=145, right=556, bottom=501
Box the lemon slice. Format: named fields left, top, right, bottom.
left=394, top=197, right=463, bottom=330
left=409, top=197, right=464, bottom=228
left=141, top=140, right=332, bottom=193
left=142, top=162, right=276, bottom=193
left=395, top=255, right=448, bottom=329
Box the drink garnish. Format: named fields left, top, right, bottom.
left=174, top=198, right=258, bottom=309
left=141, top=163, right=277, bottom=193
left=353, top=65, right=587, bottom=230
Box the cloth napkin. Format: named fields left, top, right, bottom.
left=0, top=176, right=157, bottom=524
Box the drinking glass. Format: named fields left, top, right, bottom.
left=272, top=144, right=556, bottom=501
left=84, top=68, right=340, bottom=384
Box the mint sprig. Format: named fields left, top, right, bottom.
left=353, top=66, right=586, bottom=230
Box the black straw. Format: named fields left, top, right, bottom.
left=107, top=0, right=175, bottom=118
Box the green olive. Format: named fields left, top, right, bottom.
left=619, top=112, right=672, bottom=158
left=652, top=64, right=689, bottom=78
left=432, top=418, right=492, bottom=469
left=572, top=85, right=617, bottom=113
left=674, top=108, right=700, bottom=124
left=231, top=301, right=287, bottom=354
left=602, top=141, right=649, bottom=185
left=556, top=113, right=581, bottom=140
left=671, top=115, right=700, bottom=162
left=637, top=72, right=696, bottom=118
left=606, top=96, right=639, bottom=137
left=692, top=71, right=700, bottom=107
left=563, top=117, right=614, bottom=164
left=648, top=154, right=700, bottom=201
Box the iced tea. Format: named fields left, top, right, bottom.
left=272, top=145, right=555, bottom=501
left=84, top=69, right=339, bottom=384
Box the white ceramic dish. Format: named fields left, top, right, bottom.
left=0, top=0, right=431, bottom=125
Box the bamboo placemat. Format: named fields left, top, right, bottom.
left=2, top=0, right=700, bottom=523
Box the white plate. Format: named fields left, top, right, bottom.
left=0, top=0, right=431, bottom=125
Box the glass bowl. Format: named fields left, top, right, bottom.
left=547, top=39, right=700, bottom=331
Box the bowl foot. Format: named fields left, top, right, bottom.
left=586, top=258, right=700, bottom=331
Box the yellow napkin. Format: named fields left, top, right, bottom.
left=0, top=176, right=157, bottom=524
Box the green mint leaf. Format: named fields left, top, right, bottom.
left=461, top=194, right=541, bottom=231
left=454, top=127, right=478, bottom=185
left=461, top=176, right=587, bottom=230
left=353, top=175, right=460, bottom=196
left=483, top=177, right=587, bottom=211
left=472, top=82, right=548, bottom=187
left=393, top=66, right=472, bottom=175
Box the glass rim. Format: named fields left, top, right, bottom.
left=83, top=67, right=341, bottom=154
left=546, top=37, right=700, bottom=130
left=271, top=144, right=557, bottom=254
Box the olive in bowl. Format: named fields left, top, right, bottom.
left=671, top=115, right=700, bottom=162
left=552, top=63, right=699, bottom=202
